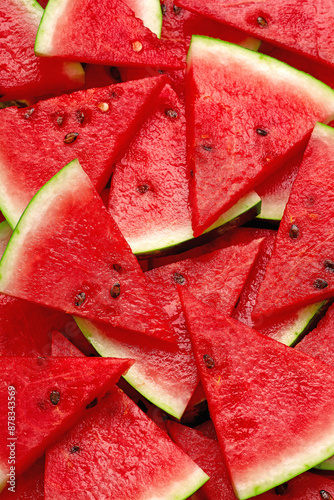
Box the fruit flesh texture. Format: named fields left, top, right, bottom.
left=0, top=456, right=44, bottom=500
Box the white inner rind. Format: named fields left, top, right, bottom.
left=35, top=0, right=72, bottom=55
left=144, top=466, right=209, bottom=500
left=123, top=0, right=162, bottom=38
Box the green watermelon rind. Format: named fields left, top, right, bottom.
left=132, top=191, right=261, bottom=257
left=314, top=454, right=334, bottom=470
left=154, top=466, right=209, bottom=500
left=74, top=316, right=190, bottom=419
left=256, top=196, right=285, bottom=222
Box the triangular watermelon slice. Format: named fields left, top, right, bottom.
left=175, top=0, right=334, bottom=69
left=44, top=387, right=209, bottom=499
left=179, top=288, right=334, bottom=499
left=0, top=0, right=84, bottom=100
left=187, top=36, right=334, bottom=236
left=34, top=0, right=183, bottom=69
left=0, top=76, right=167, bottom=227
left=253, top=123, right=334, bottom=320
left=0, top=159, right=174, bottom=342
left=0, top=356, right=132, bottom=493
left=51, top=332, right=84, bottom=357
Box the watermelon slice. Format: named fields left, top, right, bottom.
left=179, top=288, right=334, bottom=499
left=109, top=83, right=261, bottom=256
left=35, top=0, right=183, bottom=69
left=51, top=331, right=84, bottom=357
left=187, top=36, right=334, bottom=236
left=0, top=356, right=132, bottom=492
left=44, top=387, right=209, bottom=499
left=124, top=0, right=162, bottom=37
left=0, top=456, right=44, bottom=499
left=0, top=159, right=174, bottom=342
left=76, top=238, right=263, bottom=418
left=253, top=123, right=334, bottom=320
left=0, top=76, right=167, bottom=227
left=175, top=0, right=334, bottom=69
left=257, top=473, right=334, bottom=500
left=0, top=0, right=84, bottom=100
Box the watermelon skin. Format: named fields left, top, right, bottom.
left=0, top=357, right=132, bottom=493
left=175, top=0, right=334, bottom=69
left=76, top=238, right=263, bottom=419
left=0, top=160, right=174, bottom=342
left=187, top=36, right=334, bottom=237
left=253, top=123, right=334, bottom=319
left=44, top=388, right=209, bottom=499
left=0, top=76, right=167, bottom=227
left=0, top=456, right=44, bottom=499
left=180, top=289, right=334, bottom=499
left=0, top=0, right=84, bottom=100
left=35, top=0, right=183, bottom=70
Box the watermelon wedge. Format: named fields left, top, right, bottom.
left=76, top=238, right=263, bottom=418
left=0, top=0, right=84, bottom=100
left=187, top=36, right=334, bottom=236
left=0, top=356, right=132, bottom=492
left=0, top=159, right=174, bottom=342
left=175, top=0, right=334, bottom=70
left=51, top=331, right=84, bottom=357
left=179, top=288, right=334, bottom=499
left=44, top=387, right=209, bottom=499
left=35, top=0, right=183, bottom=69
left=0, top=76, right=167, bottom=227
left=253, top=123, right=334, bottom=320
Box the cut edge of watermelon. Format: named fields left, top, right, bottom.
left=256, top=196, right=284, bottom=222
left=34, top=0, right=69, bottom=57
left=126, top=0, right=163, bottom=38
left=157, top=466, right=209, bottom=500
left=315, top=455, right=334, bottom=471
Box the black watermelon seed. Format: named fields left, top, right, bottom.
left=165, top=108, right=178, bottom=119
left=50, top=390, right=60, bottom=406
left=86, top=397, right=98, bottom=409
left=109, top=67, right=122, bottom=82
left=113, top=263, right=122, bottom=273
left=256, top=128, right=268, bottom=136
left=324, top=259, right=334, bottom=271
left=56, top=116, right=64, bottom=126
left=274, top=483, right=288, bottom=495
left=76, top=110, right=85, bottom=124
left=289, top=224, right=299, bottom=239
left=24, top=108, right=34, bottom=119
left=37, top=356, right=48, bottom=366
left=70, top=445, right=80, bottom=454
left=173, top=4, right=182, bottom=14
left=158, top=69, right=165, bottom=74
left=190, top=170, right=194, bottom=177
left=74, top=292, right=86, bottom=307
left=202, top=144, right=213, bottom=151
left=320, top=491, right=333, bottom=500
left=137, top=184, right=149, bottom=194
left=64, top=132, right=79, bottom=144
left=257, top=16, right=268, bottom=27
left=203, top=354, right=215, bottom=369
left=313, top=279, right=328, bottom=290
left=173, top=272, right=185, bottom=285
left=110, top=283, right=121, bottom=298
left=161, top=3, right=167, bottom=14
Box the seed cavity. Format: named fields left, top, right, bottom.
left=132, top=41, right=143, bottom=52
left=203, top=354, right=215, bottom=369
left=70, top=445, right=80, bottom=454
left=257, top=16, right=268, bottom=27
left=113, top=263, right=122, bottom=273
left=202, top=144, right=213, bottom=151
left=165, top=108, right=178, bottom=119
left=289, top=224, right=299, bottom=239
left=50, top=390, right=60, bottom=406
left=74, top=292, right=86, bottom=307
left=76, top=110, right=85, bottom=124
left=97, top=102, right=109, bottom=112
left=256, top=128, right=268, bottom=136
left=137, top=184, right=149, bottom=194
left=173, top=272, right=185, bottom=285
left=24, top=108, right=34, bottom=119
left=64, top=132, right=79, bottom=144
left=86, top=397, right=98, bottom=409
left=274, top=483, right=288, bottom=495
left=161, top=3, right=167, bottom=14
left=313, top=278, right=328, bottom=290
left=324, top=259, right=334, bottom=271
left=320, top=491, right=333, bottom=500
left=173, top=4, right=182, bottom=14
left=110, top=283, right=121, bottom=298
left=56, top=116, right=64, bottom=126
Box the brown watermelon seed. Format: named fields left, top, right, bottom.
left=64, top=132, right=79, bottom=144
left=202, top=144, right=213, bottom=151
left=132, top=41, right=143, bottom=52
left=203, top=354, right=215, bottom=369
left=313, top=279, right=328, bottom=290
left=113, top=263, right=122, bottom=273
left=137, top=184, right=149, bottom=194
left=86, top=397, right=98, bottom=409
left=109, top=67, right=122, bottom=82
left=70, top=445, right=80, bottom=454
left=24, top=108, right=34, bottom=119
left=320, top=491, right=333, bottom=500
left=256, top=128, right=268, bottom=136
left=97, top=102, right=109, bottom=112
left=110, top=283, right=121, bottom=298
left=56, top=116, right=64, bottom=126
left=161, top=3, right=167, bottom=14
left=76, top=110, right=85, bottom=124
left=257, top=16, right=268, bottom=27
left=173, top=272, right=185, bottom=285
left=324, top=259, right=334, bottom=271
left=158, top=69, right=165, bottom=74
left=274, top=483, right=288, bottom=495
left=165, top=108, right=178, bottom=119
left=37, top=356, right=48, bottom=366
left=74, top=292, right=86, bottom=307
left=173, top=4, right=182, bottom=14
left=190, top=170, right=194, bottom=177
left=289, top=224, right=299, bottom=239
left=50, top=390, right=60, bottom=406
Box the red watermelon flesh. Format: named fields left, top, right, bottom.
left=0, top=76, right=167, bottom=227
left=253, top=123, right=334, bottom=320
left=35, top=0, right=183, bottom=70
left=187, top=36, right=334, bottom=237
left=83, top=64, right=117, bottom=90
left=195, top=420, right=217, bottom=441
left=167, top=421, right=237, bottom=500
left=256, top=473, right=334, bottom=500
left=180, top=288, right=334, bottom=499
left=0, top=356, right=132, bottom=492
left=0, top=0, right=84, bottom=100
left=175, top=0, right=334, bottom=69
left=75, top=238, right=263, bottom=419
left=0, top=456, right=44, bottom=499
left=44, top=387, right=209, bottom=499
left=0, top=160, right=174, bottom=342
left=51, top=331, right=84, bottom=357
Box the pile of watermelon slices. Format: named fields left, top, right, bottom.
left=2, top=0, right=334, bottom=498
